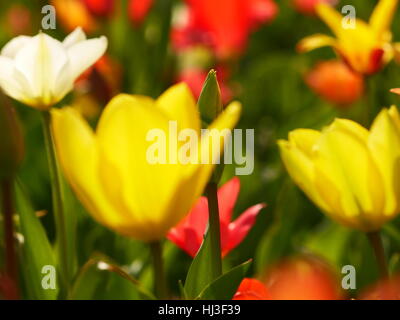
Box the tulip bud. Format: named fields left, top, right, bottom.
left=198, top=70, right=224, bottom=183
left=0, top=92, right=24, bottom=180
left=198, top=69, right=223, bottom=125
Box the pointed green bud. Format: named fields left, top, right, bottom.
left=0, top=92, right=24, bottom=180
left=198, top=69, right=223, bottom=125
left=198, top=70, right=225, bottom=183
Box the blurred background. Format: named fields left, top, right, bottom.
left=1, top=0, right=400, bottom=299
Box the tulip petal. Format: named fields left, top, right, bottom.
left=62, top=27, right=87, bottom=48
left=233, top=278, right=270, bottom=300
left=51, top=108, right=130, bottom=231
left=315, top=4, right=344, bottom=38
left=0, top=56, right=27, bottom=103
left=223, top=203, right=265, bottom=254
left=369, top=0, right=398, bottom=36
left=67, top=36, right=107, bottom=81
left=1, top=36, right=32, bottom=58
left=314, top=119, right=385, bottom=230
left=297, top=34, right=337, bottom=53
left=167, top=227, right=202, bottom=257
left=368, top=107, right=400, bottom=217
left=167, top=197, right=208, bottom=257
left=191, top=102, right=242, bottom=196
left=156, top=83, right=201, bottom=133
left=185, top=197, right=209, bottom=236
left=278, top=129, right=330, bottom=213
left=218, top=177, right=240, bottom=222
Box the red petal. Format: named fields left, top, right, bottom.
left=218, top=177, right=240, bottom=223
left=222, top=203, right=265, bottom=255
left=368, top=48, right=384, bottom=75
left=233, top=278, right=270, bottom=300
left=167, top=227, right=203, bottom=258
left=167, top=197, right=208, bottom=257
left=128, top=0, right=154, bottom=25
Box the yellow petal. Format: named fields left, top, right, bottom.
left=51, top=107, right=129, bottom=230
left=316, top=4, right=344, bottom=38
left=388, top=105, right=400, bottom=129
left=368, top=107, right=400, bottom=217
left=191, top=101, right=242, bottom=196
left=96, top=94, right=193, bottom=240
left=288, top=129, right=321, bottom=158
left=313, top=119, right=385, bottom=230
left=278, top=134, right=330, bottom=214
left=369, top=0, right=398, bottom=36
left=297, top=34, right=337, bottom=53
left=156, top=82, right=201, bottom=133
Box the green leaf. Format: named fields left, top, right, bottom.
left=198, top=260, right=251, bottom=300
left=69, top=253, right=155, bottom=300
left=178, top=280, right=187, bottom=300
left=184, top=229, right=215, bottom=299
left=14, top=180, right=58, bottom=300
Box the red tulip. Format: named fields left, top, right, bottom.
left=128, top=0, right=154, bottom=25
left=233, top=278, right=271, bottom=300
left=175, top=0, right=278, bottom=57
left=167, top=177, right=265, bottom=257
left=305, top=60, right=364, bottom=106
left=292, top=0, right=338, bottom=15
left=82, top=0, right=114, bottom=17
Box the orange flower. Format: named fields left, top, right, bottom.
left=305, top=60, right=364, bottom=105
left=264, top=257, right=343, bottom=300
left=359, top=275, right=400, bottom=300
left=52, top=0, right=98, bottom=33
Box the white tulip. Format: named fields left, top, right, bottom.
left=0, top=27, right=108, bottom=110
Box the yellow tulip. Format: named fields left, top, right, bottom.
left=51, top=83, right=241, bottom=241
left=278, top=106, right=400, bottom=232
left=297, top=0, right=398, bottom=74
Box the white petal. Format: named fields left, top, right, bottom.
left=67, top=36, right=108, bottom=81
left=62, top=27, right=87, bottom=49
left=0, top=56, right=27, bottom=102
left=1, top=36, right=32, bottom=58
left=13, top=33, right=70, bottom=105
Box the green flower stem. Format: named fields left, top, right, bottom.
left=206, top=182, right=223, bottom=277
left=1, top=178, right=19, bottom=299
left=150, top=241, right=167, bottom=299
left=367, top=231, right=388, bottom=278
left=41, top=111, right=70, bottom=294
